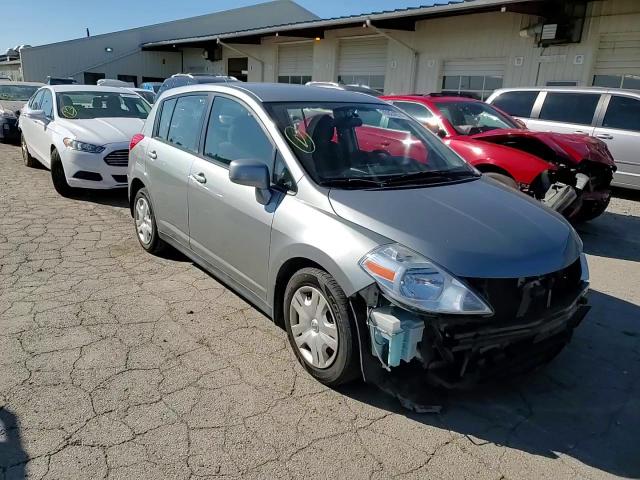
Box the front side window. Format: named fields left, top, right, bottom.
left=442, top=75, right=503, bottom=100
left=166, top=95, right=208, bottom=153
left=40, top=90, right=54, bottom=118
left=539, top=93, right=600, bottom=125
left=265, top=102, right=477, bottom=189
left=602, top=95, right=640, bottom=132
left=491, top=91, right=539, bottom=118
left=55, top=91, right=151, bottom=120
left=0, top=84, right=40, bottom=102
left=391, top=101, right=434, bottom=124
left=204, top=97, right=274, bottom=166
left=434, top=101, right=519, bottom=135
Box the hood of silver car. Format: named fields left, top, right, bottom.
left=328, top=178, right=581, bottom=279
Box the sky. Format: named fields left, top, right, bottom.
left=1, top=0, right=435, bottom=53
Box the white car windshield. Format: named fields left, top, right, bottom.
left=266, top=102, right=477, bottom=188
left=0, top=85, right=40, bottom=102
left=55, top=91, right=151, bottom=120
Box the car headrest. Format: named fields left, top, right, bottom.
left=308, top=114, right=335, bottom=144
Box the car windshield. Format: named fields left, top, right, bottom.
left=265, top=101, right=478, bottom=189
left=0, top=85, right=39, bottom=102
left=55, top=91, right=151, bottom=119
left=435, top=100, right=519, bottom=135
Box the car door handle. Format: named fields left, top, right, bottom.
left=191, top=172, right=207, bottom=184
left=596, top=134, right=614, bottom=140
left=148, top=150, right=157, bottom=159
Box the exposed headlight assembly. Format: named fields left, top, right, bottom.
left=63, top=138, right=105, bottom=154
left=359, top=243, right=493, bottom=315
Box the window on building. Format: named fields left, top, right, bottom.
left=441, top=75, right=503, bottom=100
left=278, top=75, right=312, bottom=85
left=539, top=92, right=600, bottom=125
left=337, top=75, right=385, bottom=93
left=166, top=95, right=208, bottom=153
left=204, top=97, right=273, bottom=167
left=490, top=91, right=540, bottom=118
left=84, top=72, right=106, bottom=85
left=118, top=74, right=138, bottom=87
left=602, top=95, right=640, bottom=132
left=593, top=74, right=640, bottom=89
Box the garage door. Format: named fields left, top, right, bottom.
left=442, top=58, right=505, bottom=100
left=278, top=43, right=313, bottom=84
left=337, top=37, right=388, bottom=92
left=593, top=33, right=640, bottom=89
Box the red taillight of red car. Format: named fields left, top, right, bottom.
left=129, top=133, right=145, bottom=151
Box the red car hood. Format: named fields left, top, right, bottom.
left=470, top=129, right=615, bottom=167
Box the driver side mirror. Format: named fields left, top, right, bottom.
left=229, top=159, right=272, bottom=205
left=26, top=109, right=46, bottom=122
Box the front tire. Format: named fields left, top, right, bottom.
left=283, top=267, right=359, bottom=386
left=50, top=149, right=74, bottom=197
left=133, top=188, right=164, bottom=254
left=21, top=134, right=37, bottom=168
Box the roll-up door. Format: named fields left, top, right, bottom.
left=593, top=33, right=640, bottom=89
left=278, top=43, right=313, bottom=84
left=442, top=58, right=505, bottom=100
left=337, top=37, right=388, bottom=92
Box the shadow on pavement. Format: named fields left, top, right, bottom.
left=0, top=408, right=26, bottom=479
left=71, top=188, right=129, bottom=209
left=339, top=289, right=640, bottom=478
left=578, top=209, right=640, bottom=263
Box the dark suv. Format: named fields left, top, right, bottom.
left=156, top=74, right=239, bottom=98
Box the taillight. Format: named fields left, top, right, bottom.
left=129, top=133, right=145, bottom=151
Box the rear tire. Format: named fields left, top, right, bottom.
left=484, top=172, right=519, bottom=189
left=50, top=149, right=74, bottom=197
left=283, top=267, right=359, bottom=386
left=21, top=133, right=37, bottom=168
left=133, top=188, right=165, bottom=254
left=573, top=198, right=610, bottom=223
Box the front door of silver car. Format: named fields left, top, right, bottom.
left=146, top=94, right=209, bottom=247
left=188, top=95, right=278, bottom=299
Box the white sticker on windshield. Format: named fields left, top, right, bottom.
left=61, top=106, right=78, bottom=119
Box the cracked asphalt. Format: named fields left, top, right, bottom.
left=0, top=142, right=639, bottom=480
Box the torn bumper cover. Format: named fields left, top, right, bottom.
left=363, top=259, right=590, bottom=389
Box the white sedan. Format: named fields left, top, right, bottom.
left=19, top=85, right=150, bottom=195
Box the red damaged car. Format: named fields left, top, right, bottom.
left=382, top=94, right=616, bottom=222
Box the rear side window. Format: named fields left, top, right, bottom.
left=166, top=95, right=208, bottom=153
left=155, top=98, right=176, bottom=140
left=203, top=97, right=274, bottom=166
left=391, top=101, right=434, bottom=124
left=602, top=95, right=640, bottom=132
left=491, top=91, right=539, bottom=118
left=539, top=92, right=600, bottom=125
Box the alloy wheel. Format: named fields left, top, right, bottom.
left=135, top=197, right=153, bottom=246
left=289, top=286, right=339, bottom=369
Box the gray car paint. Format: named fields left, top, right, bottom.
left=130, top=83, right=583, bottom=320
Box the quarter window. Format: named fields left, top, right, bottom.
left=166, top=95, right=208, bottom=153
left=602, top=95, right=640, bottom=132
left=204, top=97, right=274, bottom=167
left=539, top=93, right=600, bottom=125
left=155, top=98, right=176, bottom=140
left=491, top=91, right=539, bottom=118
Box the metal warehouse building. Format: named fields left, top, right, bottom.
left=20, top=0, right=640, bottom=96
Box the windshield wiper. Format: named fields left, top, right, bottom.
left=318, top=177, right=386, bottom=189
left=379, top=169, right=479, bottom=187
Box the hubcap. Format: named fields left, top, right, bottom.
left=21, top=138, right=28, bottom=161
left=289, top=286, right=338, bottom=369
left=135, top=197, right=153, bottom=245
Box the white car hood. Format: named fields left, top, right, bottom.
left=57, top=117, right=144, bottom=145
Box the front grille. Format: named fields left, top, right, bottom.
left=73, top=171, right=103, bottom=181
left=104, top=150, right=129, bottom=167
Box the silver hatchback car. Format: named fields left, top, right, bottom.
left=128, top=83, right=590, bottom=388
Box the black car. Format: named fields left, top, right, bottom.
left=156, top=74, right=239, bottom=97
left=0, top=81, right=43, bottom=143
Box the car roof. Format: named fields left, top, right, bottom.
left=492, top=86, right=640, bottom=96
left=0, top=80, right=44, bottom=87
left=46, top=85, right=140, bottom=94
left=223, top=83, right=387, bottom=103
left=382, top=94, right=480, bottom=103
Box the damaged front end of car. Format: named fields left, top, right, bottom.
left=473, top=130, right=616, bottom=222
left=352, top=244, right=590, bottom=394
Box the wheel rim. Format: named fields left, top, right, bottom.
left=135, top=197, right=153, bottom=245
left=21, top=137, right=28, bottom=162
left=289, top=286, right=338, bottom=369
